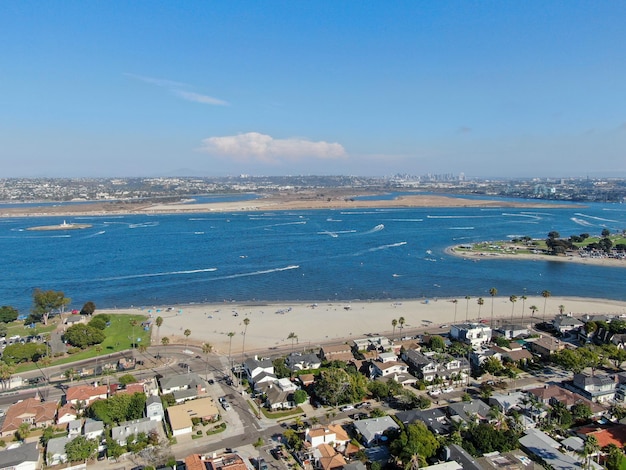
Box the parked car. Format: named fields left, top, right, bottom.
left=340, top=405, right=354, bottom=412
left=221, top=401, right=231, bottom=411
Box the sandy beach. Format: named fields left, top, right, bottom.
left=101, top=296, right=626, bottom=356
left=447, top=245, right=626, bottom=268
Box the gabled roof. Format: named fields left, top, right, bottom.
left=353, top=416, right=399, bottom=443
left=315, top=443, right=347, bottom=470
left=1, top=397, right=57, bottom=435
left=448, top=399, right=490, bottom=422
left=0, top=442, right=39, bottom=467
left=159, top=373, right=207, bottom=391
left=66, top=384, right=108, bottom=403
left=84, top=418, right=104, bottom=434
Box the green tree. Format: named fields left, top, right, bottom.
left=451, top=301, right=458, bottom=324
left=287, top=332, right=298, bottom=353
left=605, top=443, right=625, bottom=470
left=520, top=295, right=527, bottom=320
left=0, top=362, right=16, bottom=389
left=391, top=318, right=398, bottom=339
left=16, top=422, right=31, bottom=441
left=88, top=316, right=107, bottom=330
left=31, top=288, right=70, bottom=325
left=315, top=367, right=366, bottom=406
left=202, top=342, right=213, bottom=377
left=571, top=403, right=592, bottom=422
left=398, top=316, right=406, bottom=336
left=80, top=301, right=96, bottom=315
left=477, top=297, right=484, bottom=319
left=428, top=335, right=445, bottom=352
left=63, top=324, right=105, bottom=348
left=183, top=328, right=191, bottom=348
left=40, top=426, right=55, bottom=446
left=390, top=422, right=439, bottom=468
left=482, top=356, right=503, bottom=375
left=0, top=306, right=18, bottom=323
left=367, top=380, right=390, bottom=400
left=509, top=295, right=518, bottom=321
left=2, top=343, right=47, bottom=364
left=294, top=389, right=307, bottom=405
left=161, top=336, right=169, bottom=346
left=529, top=305, right=538, bottom=318
left=155, top=316, right=163, bottom=344
left=65, top=436, right=98, bottom=462
left=242, top=318, right=250, bottom=361
left=119, top=374, right=137, bottom=386
left=105, top=437, right=125, bottom=460
left=464, top=295, right=471, bottom=322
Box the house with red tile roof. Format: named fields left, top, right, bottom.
left=65, top=384, right=108, bottom=405
left=0, top=397, right=57, bottom=437
left=576, top=424, right=626, bottom=449
left=56, top=403, right=78, bottom=425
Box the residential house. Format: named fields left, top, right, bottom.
left=576, top=424, right=626, bottom=450
left=488, top=392, right=525, bottom=413
left=46, top=436, right=74, bottom=466
left=305, top=424, right=351, bottom=448
left=369, top=361, right=408, bottom=379
left=403, top=350, right=469, bottom=383
left=443, top=444, right=483, bottom=470
left=552, top=315, right=584, bottom=334
left=527, top=335, right=565, bottom=359
left=352, top=336, right=394, bottom=354
left=352, top=416, right=400, bottom=447
left=377, top=351, right=398, bottom=363
left=449, top=323, right=492, bottom=349
left=146, top=395, right=165, bottom=421
left=0, top=442, right=40, bottom=470
left=265, top=378, right=299, bottom=410
left=56, top=403, right=77, bottom=425
left=570, top=373, right=616, bottom=403
left=470, top=348, right=502, bottom=369
left=285, top=352, right=322, bottom=371
left=202, top=453, right=249, bottom=470
left=111, top=417, right=160, bottom=446
left=158, top=373, right=208, bottom=403
left=312, top=443, right=347, bottom=470
left=67, top=419, right=82, bottom=437
left=166, top=397, right=220, bottom=437
left=244, top=357, right=277, bottom=390
left=83, top=418, right=104, bottom=440
left=396, top=407, right=451, bottom=435
left=519, top=428, right=582, bottom=469
left=495, top=324, right=530, bottom=339
left=526, top=385, right=605, bottom=417
left=320, top=344, right=353, bottom=362
left=611, top=334, right=626, bottom=350
left=448, top=399, right=491, bottom=424
left=0, top=397, right=57, bottom=437
left=491, top=345, right=533, bottom=365
left=65, top=383, right=108, bottom=406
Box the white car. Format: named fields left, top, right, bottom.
left=429, top=389, right=441, bottom=396
left=222, top=401, right=231, bottom=411
left=442, top=387, right=454, bottom=393
left=340, top=405, right=354, bottom=412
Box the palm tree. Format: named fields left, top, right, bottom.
left=155, top=316, right=163, bottom=344
left=287, top=332, right=298, bottom=353
left=451, top=300, right=458, bottom=324
left=130, top=319, right=138, bottom=348
left=202, top=342, right=213, bottom=378
left=242, top=318, right=250, bottom=361
left=558, top=304, right=565, bottom=315
left=398, top=317, right=405, bottom=336
left=464, top=295, right=471, bottom=322
left=183, top=328, right=191, bottom=348
left=529, top=305, right=538, bottom=318
left=477, top=297, right=484, bottom=320
left=489, top=287, right=498, bottom=328
left=520, top=295, right=527, bottom=320
left=227, top=331, right=235, bottom=377
left=509, top=295, right=518, bottom=322
left=542, top=290, right=551, bottom=321
left=391, top=318, right=398, bottom=339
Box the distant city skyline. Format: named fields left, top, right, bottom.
left=1, top=2, right=625, bottom=178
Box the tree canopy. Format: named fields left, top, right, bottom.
left=63, top=324, right=105, bottom=348
left=314, top=366, right=367, bottom=406
left=80, top=301, right=96, bottom=315
left=65, top=436, right=98, bottom=462
left=0, top=306, right=18, bottom=323
left=2, top=342, right=47, bottom=364
left=31, top=288, right=70, bottom=325
left=390, top=422, right=439, bottom=468
left=87, top=392, right=146, bottom=425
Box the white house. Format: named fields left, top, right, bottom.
left=0, top=442, right=40, bottom=470
left=450, top=323, right=492, bottom=349
left=146, top=395, right=165, bottom=421
left=370, top=361, right=409, bottom=378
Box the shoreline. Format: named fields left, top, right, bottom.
left=99, top=296, right=626, bottom=355
left=446, top=245, right=626, bottom=268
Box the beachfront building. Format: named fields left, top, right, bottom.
left=552, top=314, right=584, bottom=334
left=320, top=344, right=353, bottom=362
left=449, top=323, right=492, bottom=349
left=352, top=336, right=395, bottom=354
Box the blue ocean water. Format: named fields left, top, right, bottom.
left=2, top=198, right=626, bottom=313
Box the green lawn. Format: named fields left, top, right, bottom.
left=14, top=313, right=150, bottom=372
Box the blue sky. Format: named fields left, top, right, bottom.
left=1, top=1, right=625, bottom=178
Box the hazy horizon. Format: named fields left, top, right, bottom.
left=2, top=2, right=625, bottom=178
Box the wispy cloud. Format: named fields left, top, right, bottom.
left=199, top=132, right=347, bottom=164
left=125, top=73, right=229, bottom=106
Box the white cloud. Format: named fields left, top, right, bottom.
left=125, top=73, right=228, bottom=106
left=173, top=90, right=229, bottom=106
left=199, top=132, right=347, bottom=164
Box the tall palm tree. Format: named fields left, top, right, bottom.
left=130, top=319, right=138, bottom=349
left=391, top=318, right=398, bottom=339
left=464, top=295, right=471, bottom=322
left=489, top=287, right=498, bottom=328
left=541, top=290, right=551, bottom=321
left=509, top=295, right=518, bottom=322
left=287, top=332, right=298, bottom=353
left=242, top=318, right=250, bottom=361
left=227, top=332, right=235, bottom=376
left=529, top=305, right=538, bottom=318
left=451, top=300, right=458, bottom=324
left=398, top=317, right=405, bottom=336
left=520, top=295, right=527, bottom=320
left=558, top=304, right=565, bottom=315
left=477, top=297, right=484, bottom=320
left=155, top=316, right=163, bottom=344
left=183, top=328, right=191, bottom=348
left=202, top=342, right=213, bottom=378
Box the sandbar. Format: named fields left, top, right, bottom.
left=100, top=296, right=626, bottom=357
